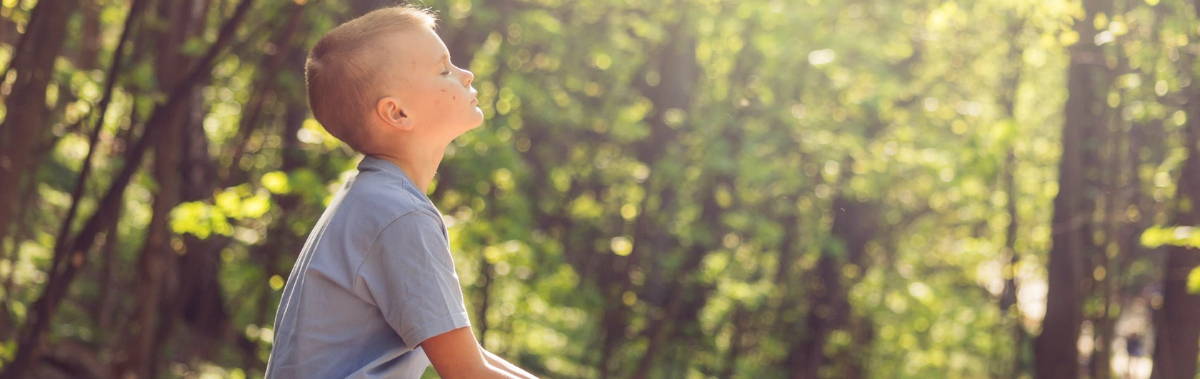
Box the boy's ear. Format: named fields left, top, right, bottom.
left=375, top=96, right=413, bottom=131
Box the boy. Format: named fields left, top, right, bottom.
left=265, top=6, right=537, bottom=379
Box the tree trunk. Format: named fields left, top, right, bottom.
left=720, top=306, right=749, bottom=378
left=1033, top=0, right=1108, bottom=377
left=1146, top=4, right=1200, bottom=379
left=788, top=195, right=877, bottom=379
left=1149, top=67, right=1200, bottom=379
left=78, top=0, right=101, bottom=70
left=0, top=0, right=78, bottom=279
left=0, top=1, right=253, bottom=377
left=996, top=15, right=1028, bottom=378
left=168, top=98, right=232, bottom=364
left=596, top=13, right=700, bottom=377
left=1089, top=45, right=1136, bottom=379
left=119, top=1, right=209, bottom=377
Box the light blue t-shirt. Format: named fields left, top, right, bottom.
left=265, top=155, right=471, bottom=378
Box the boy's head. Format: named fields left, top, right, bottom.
left=305, top=6, right=482, bottom=154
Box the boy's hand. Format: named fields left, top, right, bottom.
left=421, top=327, right=526, bottom=379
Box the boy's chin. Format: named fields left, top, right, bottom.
left=467, top=112, right=485, bottom=128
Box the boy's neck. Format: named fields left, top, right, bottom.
left=371, top=145, right=446, bottom=194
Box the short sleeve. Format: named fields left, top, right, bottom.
left=355, top=211, right=471, bottom=347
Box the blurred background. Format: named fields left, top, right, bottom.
left=0, top=0, right=1198, bottom=378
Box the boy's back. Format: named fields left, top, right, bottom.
left=265, top=156, right=470, bottom=378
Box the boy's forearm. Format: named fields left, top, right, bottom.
left=442, top=362, right=521, bottom=379
left=482, top=348, right=538, bottom=379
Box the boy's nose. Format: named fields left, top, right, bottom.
left=461, top=68, right=474, bottom=87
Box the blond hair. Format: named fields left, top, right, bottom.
left=305, top=5, right=437, bottom=151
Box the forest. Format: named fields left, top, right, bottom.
left=0, top=0, right=1198, bottom=378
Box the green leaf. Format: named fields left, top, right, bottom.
left=214, top=188, right=243, bottom=217
left=129, top=60, right=158, bottom=91
left=181, top=37, right=208, bottom=57
left=1140, top=226, right=1200, bottom=248
left=1189, top=267, right=1200, bottom=295
left=240, top=191, right=272, bottom=219
left=170, top=201, right=223, bottom=239
left=261, top=171, right=291, bottom=194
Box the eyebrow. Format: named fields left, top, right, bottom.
left=437, top=53, right=449, bottom=65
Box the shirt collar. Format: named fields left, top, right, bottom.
left=358, top=155, right=420, bottom=191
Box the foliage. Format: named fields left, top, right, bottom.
left=0, top=0, right=1197, bottom=378
left=1142, top=226, right=1200, bottom=294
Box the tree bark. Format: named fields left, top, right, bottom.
left=118, top=1, right=210, bottom=376
left=0, top=0, right=79, bottom=280
left=1149, top=58, right=1200, bottom=379
left=787, top=195, right=877, bottom=379
left=720, top=306, right=749, bottom=379
left=1146, top=5, right=1200, bottom=379
left=0, top=1, right=254, bottom=377
left=78, top=0, right=101, bottom=70
left=1033, top=0, right=1109, bottom=377
left=221, top=4, right=305, bottom=186
left=1088, top=43, right=1136, bottom=379
left=996, top=14, right=1028, bottom=377
left=594, top=12, right=700, bottom=377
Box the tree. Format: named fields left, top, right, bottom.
left=1034, top=0, right=1111, bottom=376
left=1150, top=3, right=1200, bottom=377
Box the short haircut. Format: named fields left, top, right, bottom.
left=305, top=5, right=437, bottom=151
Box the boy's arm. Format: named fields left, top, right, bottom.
left=422, top=327, right=520, bottom=379
left=482, top=348, right=538, bottom=379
